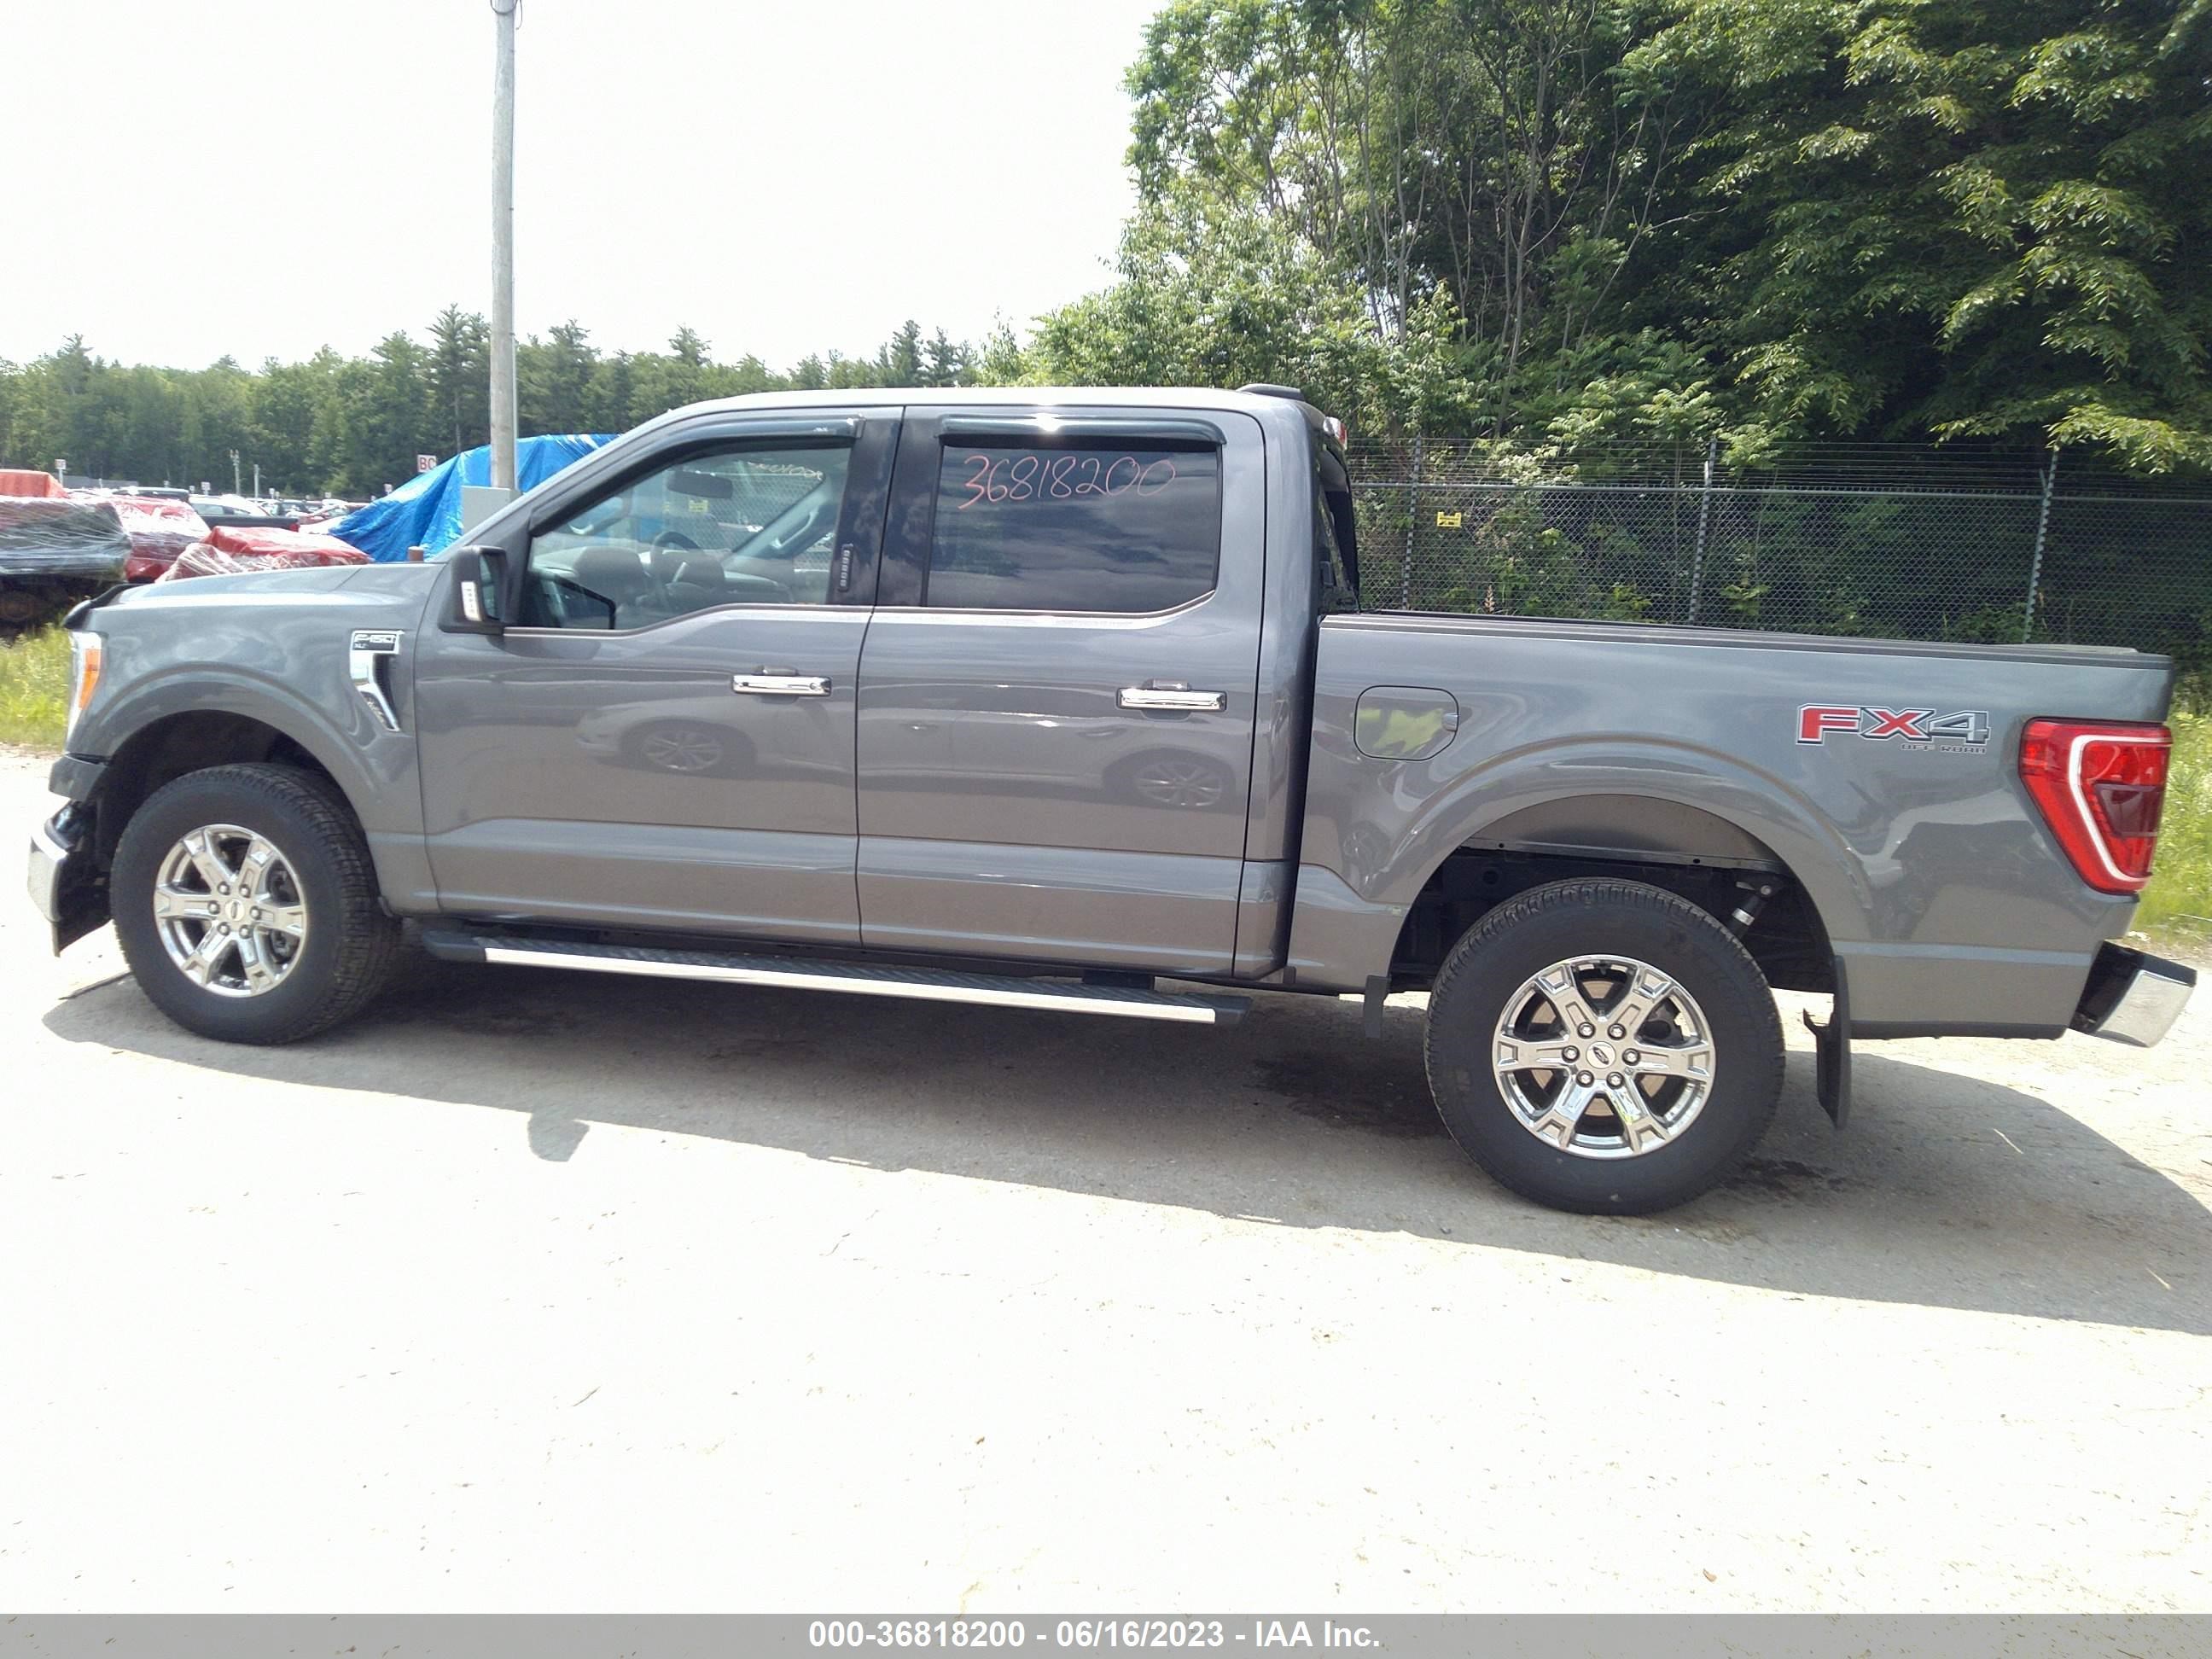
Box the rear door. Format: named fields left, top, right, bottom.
left=853, top=405, right=1266, bottom=975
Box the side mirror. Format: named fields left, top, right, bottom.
left=445, top=546, right=508, bottom=635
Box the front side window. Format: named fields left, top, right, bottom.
left=521, top=442, right=852, bottom=629
left=924, top=441, right=1221, bottom=613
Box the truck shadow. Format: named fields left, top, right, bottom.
left=44, top=954, right=2212, bottom=1336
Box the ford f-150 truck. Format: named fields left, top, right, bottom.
left=26, top=387, right=2196, bottom=1213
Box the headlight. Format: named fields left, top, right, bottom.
left=66, top=632, right=102, bottom=742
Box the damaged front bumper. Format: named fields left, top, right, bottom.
left=26, top=799, right=107, bottom=953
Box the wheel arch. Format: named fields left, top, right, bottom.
left=1387, top=787, right=1844, bottom=996
left=85, top=710, right=355, bottom=865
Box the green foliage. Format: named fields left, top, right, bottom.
left=2136, top=711, right=2212, bottom=945
left=1628, top=0, right=2212, bottom=472
left=992, top=0, right=2212, bottom=474
left=0, top=627, right=70, bottom=751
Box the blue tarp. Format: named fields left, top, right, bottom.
left=328, top=434, right=613, bottom=562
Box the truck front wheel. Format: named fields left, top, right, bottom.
left=111, top=763, right=403, bottom=1045
left=1424, top=878, right=1784, bottom=1214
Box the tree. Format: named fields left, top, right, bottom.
left=585, top=351, right=637, bottom=434
left=923, top=328, right=967, bottom=387
left=520, top=319, right=599, bottom=435
left=1102, top=0, right=2212, bottom=468
left=1627, top=0, right=2212, bottom=469
left=426, top=306, right=491, bottom=462
left=885, top=318, right=924, bottom=387
left=348, top=332, right=432, bottom=492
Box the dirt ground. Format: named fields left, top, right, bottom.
left=1, top=754, right=2206, bottom=1612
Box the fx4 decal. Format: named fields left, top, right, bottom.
left=1797, top=705, right=1990, bottom=747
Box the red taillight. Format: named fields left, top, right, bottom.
left=2019, top=719, right=2171, bottom=894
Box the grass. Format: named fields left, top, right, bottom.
left=2136, top=710, right=2211, bottom=949
left=0, top=626, right=69, bottom=751
left=0, top=621, right=2207, bottom=948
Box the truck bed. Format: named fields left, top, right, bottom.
left=1287, top=608, right=2173, bottom=1033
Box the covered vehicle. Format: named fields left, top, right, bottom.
left=151, top=522, right=369, bottom=584
left=102, top=495, right=211, bottom=583
left=0, top=494, right=129, bottom=632
left=323, top=434, right=609, bottom=562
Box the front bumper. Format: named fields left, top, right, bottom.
left=26, top=800, right=103, bottom=954
left=2072, top=943, right=2197, bottom=1048
left=26, top=813, right=69, bottom=927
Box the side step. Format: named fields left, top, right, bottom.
left=419, top=928, right=1249, bottom=1026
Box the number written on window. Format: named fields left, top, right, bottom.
left=928, top=443, right=1221, bottom=613
left=954, top=451, right=1180, bottom=509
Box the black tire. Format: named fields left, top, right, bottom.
left=112, top=763, right=403, bottom=1045
left=1424, top=878, right=1784, bottom=1214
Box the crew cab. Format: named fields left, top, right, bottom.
left=27, top=387, right=2195, bottom=1213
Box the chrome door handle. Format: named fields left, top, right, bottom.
left=1119, top=683, right=1225, bottom=712
left=731, top=672, right=831, bottom=696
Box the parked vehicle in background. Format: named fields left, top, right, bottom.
left=103, top=495, right=210, bottom=583
left=0, top=492, right=128, bottom=634
left=26, top=387, right=2195, bottom=1214
left=149, top=522, right=367, bottom=585
left=188, top=494, right=300, bottom=532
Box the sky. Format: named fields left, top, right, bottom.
left=4, top=0, right=1154, bottom=371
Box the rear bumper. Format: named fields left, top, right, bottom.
left=2072, top=943, right=2196, bottom=1048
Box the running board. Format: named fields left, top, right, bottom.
left=419, top=928, right=1249, bottom=1026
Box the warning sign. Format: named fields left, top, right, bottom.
left=1435, top=509, right=1464, bottom=528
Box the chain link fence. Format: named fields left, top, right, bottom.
left=1346, top=441, right=2212, bottom=681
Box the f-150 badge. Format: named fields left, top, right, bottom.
left=1797, top=704, right=1990, bottom=747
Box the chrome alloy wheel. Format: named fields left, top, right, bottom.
left=152, top=824, right=309, bottom=998
left=1492, top=954, right=1716, bottom=1159
left=1133, top=756, right=1225, bottom=809
left=638, top=725, right=725, bottom=773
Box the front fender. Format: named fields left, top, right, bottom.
left=77, top=665, right=410, bottom=830
left=68, top=572, right=432, bottom=837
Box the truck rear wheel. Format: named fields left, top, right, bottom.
left=112, top=763, right=402, bottom=1045
left=1423, top=877, right=1784, bottom=1214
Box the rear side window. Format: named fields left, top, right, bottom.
left=924, top=441, right=1221, bottom=612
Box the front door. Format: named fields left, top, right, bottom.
left=412, top=412, right=895, bottom=943
left=853, top=406, right=1266, bottom=975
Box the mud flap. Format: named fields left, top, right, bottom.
left=1363, top=975, right=1390, bottom=1039
left=1802, top=957, right=1852, bottom=1128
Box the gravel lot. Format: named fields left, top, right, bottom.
left=1, top=754, right=2206, bottom=1612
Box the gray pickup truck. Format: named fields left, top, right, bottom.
left=27, top=386, right=2195, bottom=1212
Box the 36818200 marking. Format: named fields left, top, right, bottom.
left=806, top=1619, right=1240, bottom=1648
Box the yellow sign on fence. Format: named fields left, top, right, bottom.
left=1436, top=509, right=1464, bottom=528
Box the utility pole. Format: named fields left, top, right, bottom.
left=253, top=462, right=261, bottom=498
left=230, top=449, right=242, bottom=495
left=489, top=0, right=519, bottom=493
